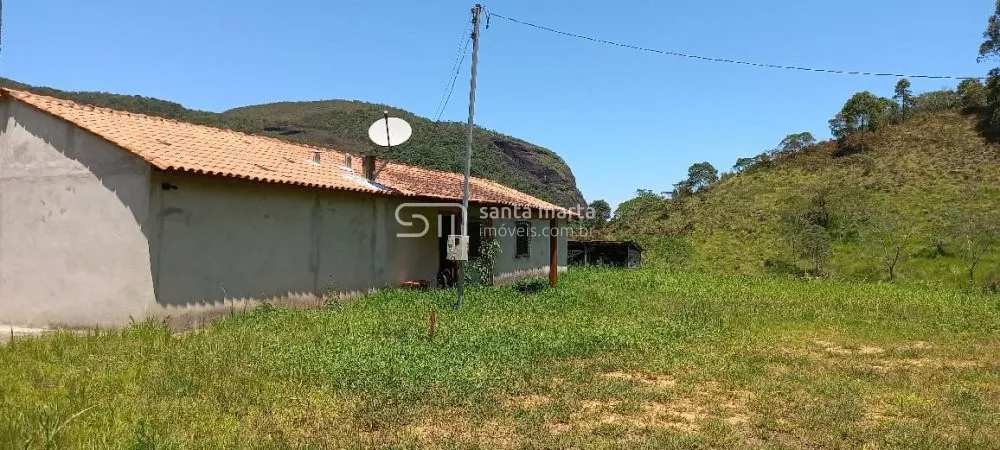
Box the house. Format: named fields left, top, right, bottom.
left=0, top=89, right=573, bottom=328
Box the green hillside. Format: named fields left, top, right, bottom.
left=604, top=7, right=1000, bottom=291
left=609, top=91, right=1000, bottom=290
left=0, top=78, right=584, bottom=208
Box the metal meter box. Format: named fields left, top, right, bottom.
left=446, top=234, right=469, bottom=261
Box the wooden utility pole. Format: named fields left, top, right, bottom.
left=455, top=4, right=481, bottom=309
left=549, top=218, right=558, bottom=287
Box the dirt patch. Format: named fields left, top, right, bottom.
left=860, top=393, right=928, bottom=428
left=785, top=339, right=983, bottom=374
left=580, top=399, right=621, bottom=410
left=900, top=341, right=934, bottom=350
left=547, top=422, right=572, bottom=435
left=405, top=413, right=520, bottom=448
left=549, top=399, right=700, bottom=434
left=767, top=363, right=793, bottom=376
left=813, top=340, right=885, bottom=355
left=507, top=394, right=554, bottom=409
left=861, top=357, right=983, bottom=373
left=862, top=405, right=895, bottom=428
left=601, top=371, right=678, bottom=389
left=549, top=383, right=752, bottom=435
left=793, top=339, right=944, bottom=359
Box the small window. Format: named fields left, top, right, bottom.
left=515, top=221, right=531, bottom=258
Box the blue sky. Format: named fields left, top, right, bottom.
left=2, top=1, right=993, bottom=208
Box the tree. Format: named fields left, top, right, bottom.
left=780, top=190, right=838, bottom=275
left=863, top=208, right=916, bottom=281
left=773, top=132, right=816, bottom=156
left=733, top=152, right=773, bottom=174
left=732, top=157, right=754, bottom=173
left=978, top=2, right=1000, bottom=130
left=829, top=91, right=897, bottom=139
left=829, top=91, right=897, bottom=148
left=610, top=189, right=666, bottom=234
left=750, top=152, right=772, bottom=169
left=673, top=162, right=718, bottom=196
left=944, top=194, right=1000, bottom=287
left=957, top=79, right=988, bottom=109
left=984, top=70, right=1000, bottom=131
left=792, top=224, right=831, bottom=275
left=893, top=78, right=914, bottom=121
left=584, top=199, right=611, bottom=229
left=978, top=0, right=1000, bottom=62
left=911, top=89, right=959, bottom=114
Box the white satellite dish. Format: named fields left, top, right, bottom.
left=368, top=114, right=412, bottom=147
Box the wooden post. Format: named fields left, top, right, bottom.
left=485, top=217, right=495, bottom=285
left=549, top=218, right=558, bottom=287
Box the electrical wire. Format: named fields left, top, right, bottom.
left=433, top=24, right=472, bottom=122
left=488, top=11, right=983, bottom=81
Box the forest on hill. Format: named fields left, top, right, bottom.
left=0, top=78, right=585, bottom=208
left=585, top=5, right=1000, bottom=291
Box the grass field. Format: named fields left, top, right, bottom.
left=2, top=268, right=999, bottom=448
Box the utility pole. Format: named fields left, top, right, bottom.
left=455, top=3, right=481, bottom=309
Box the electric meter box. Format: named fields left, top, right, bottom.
left=446, top=234, right=469, bottom=261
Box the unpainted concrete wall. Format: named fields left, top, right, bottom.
left=147, top=171, right=442, bottom=318
left=0, top=99, right=157, bottom=327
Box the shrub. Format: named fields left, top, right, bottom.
left=914, top=241, right=950, bottom=259
left=513, top=277, right=549, bottom=294
left=847, top=263, right=882, bottom=282
left=630, top=236, right=693, bottom=270
left=465, top=238, right=502, bottom=286
left=912, top=90, right=959, bottom=114
left=982, top=271, right=1000, bottom=294
left=958, top=79, right=988, bottom=110
left=763, top=258, right=806, bottom=277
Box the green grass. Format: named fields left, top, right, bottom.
left=3, top=268, right=1000, bottom=448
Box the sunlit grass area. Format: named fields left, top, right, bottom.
left=2, top=268, right=999, bottom=448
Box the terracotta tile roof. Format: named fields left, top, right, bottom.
left=2, top=88, right=574, bottom=215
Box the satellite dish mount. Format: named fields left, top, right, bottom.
left=367, top=111, right=412, bottom=179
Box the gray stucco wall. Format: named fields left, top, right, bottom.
left=1, top=98, right=569, bottom=328
left=491, top=216, right=569, bottom=284
left=147, top=171, right=442, bottom=315
left=0, top=100, right=157, bottom=327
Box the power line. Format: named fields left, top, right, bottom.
left=433, top=24, right=472, bottom=122
left=488, top=11, right=983, bottom=81
left=435, top=36, right=469, bottom=121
